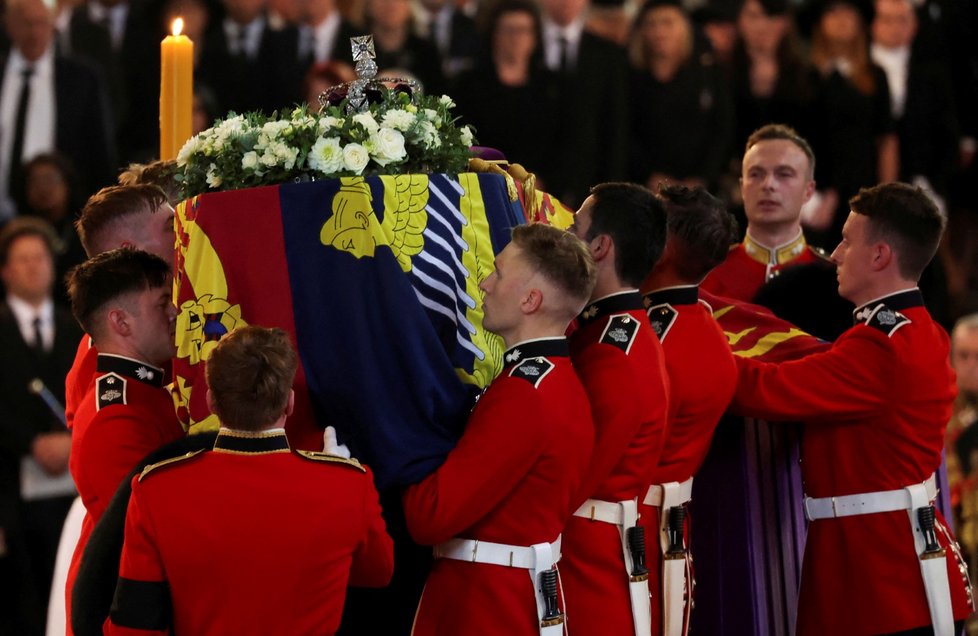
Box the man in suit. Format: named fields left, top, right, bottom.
left=65, top=0, right=159, bottom=162
left=0, top=0, right=116, bottom=220
left=0, top=217, right=83, bottom=634
left=539, top=0, right=628, bottom=207
left=294, top=0, right=361, bottom=76
left=412, top=0, right=478, bottom=79
left=197, top=0, right=306, bottom=116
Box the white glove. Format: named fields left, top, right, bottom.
left=322, top=426, right=352, bottom=459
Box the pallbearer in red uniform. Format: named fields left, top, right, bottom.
left=733, top=183, right=974, bottom=634
left=403, top=224, right=597, bottom=636
left=701, top=124, right=829, bottom=302
left=639, top=185, right=740, bottom=636
left=562, top=182, right=669, bottom=636
left=65, top=185, right=176, bottom=429
left=105, top=326, right=393, bottom=635
left=63, top=249, right=185, bottom=634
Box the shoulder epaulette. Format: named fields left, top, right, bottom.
left=809, top=245, right=833, bottom=264
left=96, top=372, right=127, bottom=411
left=600, top=313, right=641, bottom=352
left=138, top=449, right=206, bottom=482
left=646, top=305, right=677, bottom=343
left=295, top=450, right=366, bottom=472
left=509, top=357, right=555, bottom=389
left=865, top=304, right=911, bottom=337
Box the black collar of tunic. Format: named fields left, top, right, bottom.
left=213, top=429, right=291, bottom=454
left=853, top=288, right=924, bottom=324
left=578, top=291, right=645, bottom=327
left=643, top=285, right=699, bottom=308
left=96, top=354, right=165, bottom=388
left=503, top=337, right=569, bottom=367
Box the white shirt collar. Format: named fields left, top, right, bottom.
left=6, top=293, right=54, bottom=348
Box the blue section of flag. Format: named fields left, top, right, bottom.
left=278, top=174, right=522, bottom=488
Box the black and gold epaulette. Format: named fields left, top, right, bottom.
left=138, top=449, right=206, bottom=482
left=646, top=304, right=677, bottom=343
left=509, top=357, right=555, bottom=388
left=96, top=372, right=127, bottom=411
left=600, top=313, right=640, bottom=353
left=295, top=450, right=366, bottom=472
left=865, top=304, right=911, bottom=337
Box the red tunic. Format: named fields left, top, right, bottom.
left=732, top=289, right=973, bottom=633
left=65, top=354, right=185, bottom=634
left=104, top=429, right=393, bottom=636
left=403, top=337, right=593, bottom=636
left=640, top=285, right=739, bottom=634
left=701, top=234, right=824, bottom=301
left=64, top=335, right=96, bottom=429
left=562, top=291, right=669, bottom=636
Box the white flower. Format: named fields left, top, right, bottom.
left=422, top=108, right=442, bottom=126
left=416, top=120, right=441, bottom=149
left=176, top=135, right=200, bottom=166
left=343, top=143, right=370, bottom=174
left=459, top=126, right=473, bottom=148
left=205, top=163, right=222, bottom=188
left=308, top=137, right=344, bottom=174
left=381, top=109, right=415, bottom=132
left=439, top=95, right=455, bottom=108
left=241, top=151, right=259, bottom=171
left=367, top=128, right=406, bottom=167
left=318, top=116, right=343, bottom=133
left=352, top=112, right=379, bottom=135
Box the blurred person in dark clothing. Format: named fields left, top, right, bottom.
left=627, top=0, right=733, bottom=194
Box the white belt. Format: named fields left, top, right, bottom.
left=803, top=474, right=937, bottom=521
left=434, top=535, right=564, bottom=636
left=571, top=498, right=652, bottom=636
left=645, top=478, right=694, bottom=636
left=573, top=498, right=625, bottom=525
left=644, top=477, right=694, bottom=508
left=433, top=536, right=561, bottom=570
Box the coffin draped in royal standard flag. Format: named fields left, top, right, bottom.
left=171, top=172, right=551, bottom=489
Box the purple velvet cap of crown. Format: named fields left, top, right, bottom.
left=470, top=146, right=508, bottom=162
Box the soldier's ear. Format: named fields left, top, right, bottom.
left=521, top=288, right=543, bottom=314
left=871, top=241, right=893, bottom=272
left=106, top=307, right=131, bottom=337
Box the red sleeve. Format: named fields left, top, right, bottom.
left=401, top=379, right=547, bottom=545
left=348, top=467, right=395, bottom=588
left=104, top=476, right=169, bottom=635
left=76, top=410, right=167, bottom=522
left=731, top=329, right=893, bottom=422
left=574, top=344, right=663, bottom=502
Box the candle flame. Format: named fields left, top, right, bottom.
left=171, top=17, right=184, bottom=37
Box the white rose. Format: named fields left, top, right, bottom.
left=439, top=95, right=455, bottom=108
left=277, top=144, right=299, bottom=170
left=241, top=151, right=259, bottom=171
left=381, top=109, right=414, bottom=132
left=205, top=163, right=222, bottom=188
left=318, top=116, right=343, bottom=133
left=417, top=121, right=441, bottom=149
left=352, top=112, right=380, bottom=135
left=368, top=128, right=406, bottom=166
left=343, top=143, right=370, bottom=174
left=308, top=137, right=344, bottom=174
left=459, top=125, right=473, bottom=148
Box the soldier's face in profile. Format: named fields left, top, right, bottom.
left=126, top=280, right=178, bottom=367
left=570, top=196, right=594, bottom=244
left=479, top=243, right=537, bottom=338
left=831, top=212, right=876, bottom=305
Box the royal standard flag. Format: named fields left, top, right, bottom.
left=173, top=173, right=526, bottom=488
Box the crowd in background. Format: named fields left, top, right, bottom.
left=0, top=0, right=976, bottom=632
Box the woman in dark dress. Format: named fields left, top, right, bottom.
left=450, top=0, right=565, bottom=191
left=806, top=0, right=898, bottom=247
left=627, top=0, right=733, bottom=192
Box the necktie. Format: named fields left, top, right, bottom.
left=31, top=316, right=44, bottom=353
left=298, top=26, right=314, bottom=66
left=9, top=66, right=34, bottom=196
left=232, top=25, right=246, bottom=58
left=558, top=36, right=571, bottom=74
